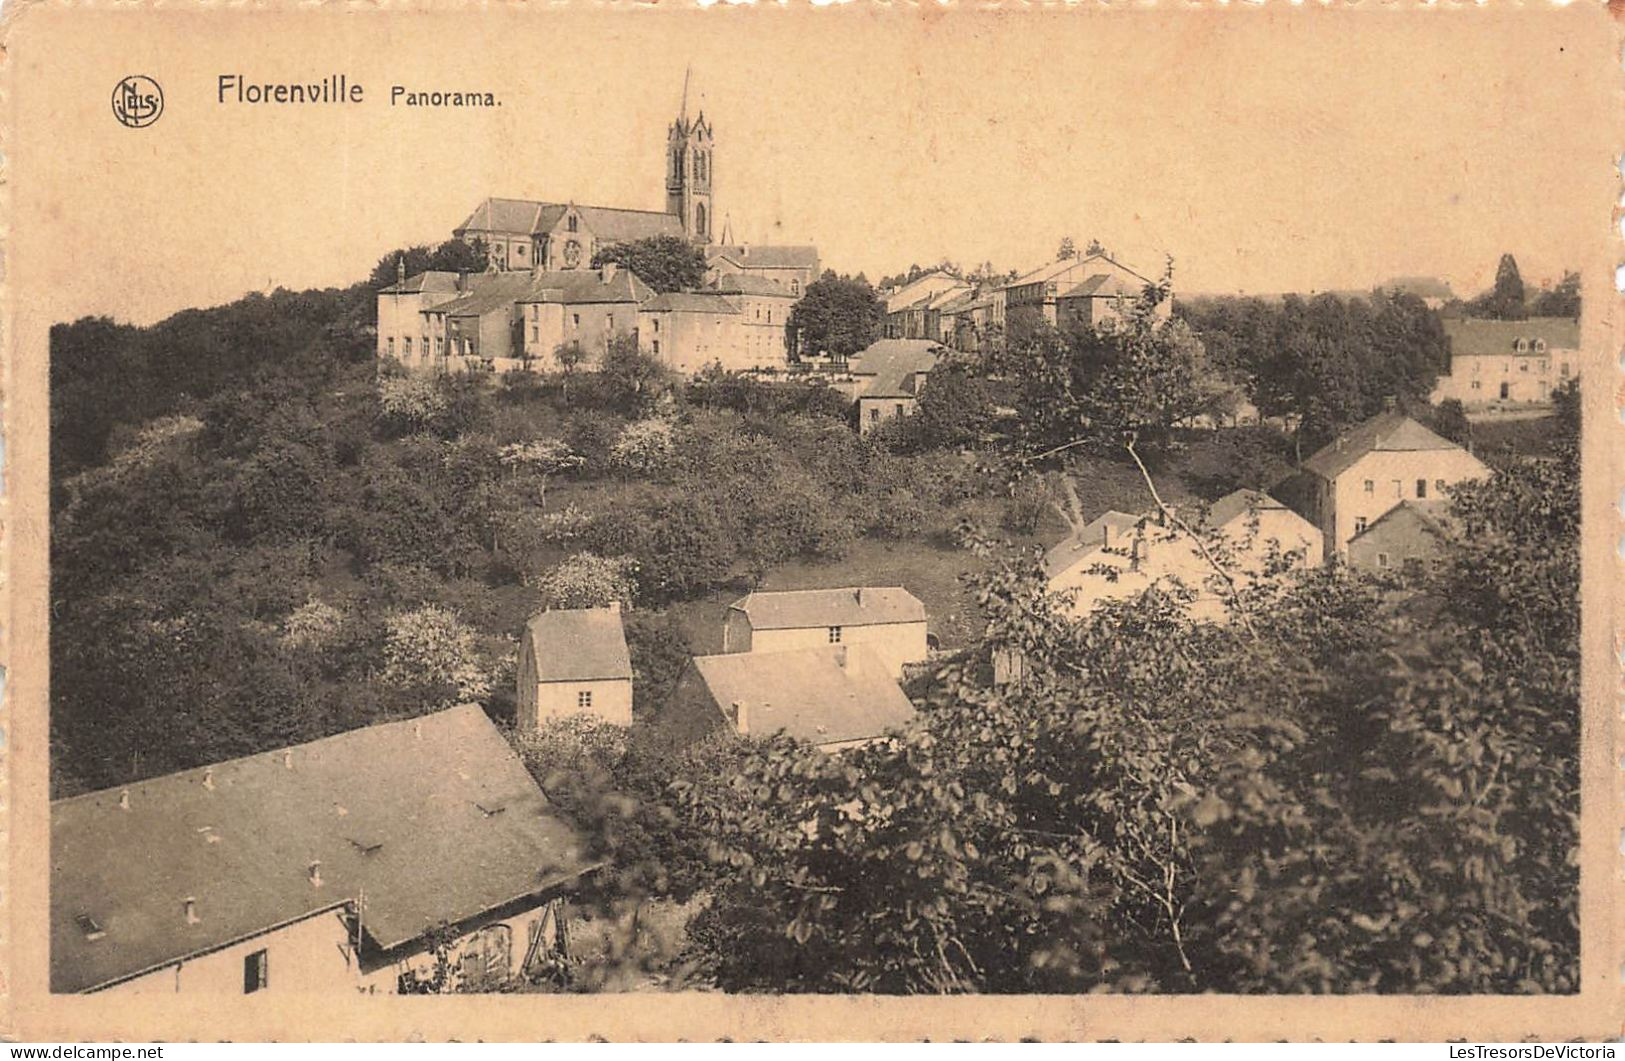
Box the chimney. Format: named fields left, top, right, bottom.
left=396, top=254, right=406, bottom=288
left=283, top=749, right=293, bottom=770
left=308, top=861, right=323, bottom=888
left=600, top=262, right=619, bottom=284
left=183, top=897, right=200, bottom=925
left=731, top=701, right=749, bottom=735
left=1383, top=395, right=1397, bottom=413
left=607, top=600, right=621, bottom=614
left=202, top=768, right=215, bottom=791
left=458, top=269, right=470, bottom=292
left=413, top=720, right=423, bottom=740
left=118, top=789, right=130, bottom=811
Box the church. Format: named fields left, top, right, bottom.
left=377, top=85, right=821, bottom=377
left=449, top=91, right=818, bottom=291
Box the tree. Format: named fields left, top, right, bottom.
left=1429, top=398, right=1471, bottom=447
left=599, top=335, right=674, bottom=417
left=896, top=362, right=996, bottom=451
left=533, top=553, right=638, bottom=611
left=609, top=419, right=677, bottom=477
left=591, top=236, right=707, bottom=294
left=369, top=239, right=488, bottom=288
left=1530, top=271, right=1581, bottom=319
left=379, top=605, right=498, bottom=708
left=1468, top=253, right=1528, bottom=320
left=497, top=438, right=581, bottom=511
left=1056, top=236, right=1077, bottom=261
left=788, top=272, right=884, bottom=360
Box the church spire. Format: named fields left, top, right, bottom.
left=679, top=64, right=691, bottom=128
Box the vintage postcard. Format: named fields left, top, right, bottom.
left=1, top=1, right=1620, bottom=1042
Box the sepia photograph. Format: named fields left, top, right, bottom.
left=5, top=2, right=1619, bottom=1042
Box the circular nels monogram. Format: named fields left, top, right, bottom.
left=112, top=75, right=165, bottom=128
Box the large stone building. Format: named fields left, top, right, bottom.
left=377, top=84, right=817, bottom=377
left=722, top=586, right=930, bottom=679
left=1430, top=317, right=1580, bottom=410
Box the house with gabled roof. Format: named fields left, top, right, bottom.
left=1430, top=317, right=1580, bottom=410
left=1346, top=498, right=1453, bottom=573
left=656, top=645, right=917, bottom=754
left=704, top=243, right=821, bottom=297
left=722, top=586, right=929, bottom=679
left=1003, top=252, right=1156, bottom=333
left=51, top=706, right=594, bottom=995
left=847, top=338, right=942, bottom=435
left=1043, top=490, right=1321, bottom=622
left=518, top=604, right=634, bottom=729
left=1288, top=410, right=1489, bottom=557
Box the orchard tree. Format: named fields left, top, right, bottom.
left=379, top=604, right=499, bottom=708
left=788, top=272, right=884, bottom=360
left=533, top=552, right=639, bottom=611
left=592, top=236, right=707, bottom=294
left=497, top=438, right=581, bottom=510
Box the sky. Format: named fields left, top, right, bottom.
left=10, top=5, right=1615, bottom=327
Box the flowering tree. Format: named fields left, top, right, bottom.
left=533, top=552, right=638, bottom=611
left=380, top=605, right=495, bottom=707
left=497, top=438, right=582, bottom=511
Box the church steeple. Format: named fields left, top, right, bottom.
left=667, top=71, right=714, bottom=243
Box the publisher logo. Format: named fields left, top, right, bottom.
left=112, top=75, right=164, bottom=128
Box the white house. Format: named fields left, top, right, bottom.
left=1044, top=489, right=1323, bottom=622
left=722, top=586, right=929, bottom=679
left=517, top=604, right=634, bottom=729
left=1430, top=317, right=1580, bottom=410
left=1292, top=411, right=1489, bottom=557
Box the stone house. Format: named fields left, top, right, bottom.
left=848, top=339, right=941, bottom=436
left=722, top=586, right=929, bottom=680
left=655, top=645, right=917, bottom=753
left=1346, top=499, right=1452, bottom=573
left=1289, top=411, right=1489, bottom=558
left=517, top=604, right=634, bottom=729
left=1002, top=252, right=1156, bottom=333
left=704, top=244, right=821, bottom=298
left=1430, top=317, right=1580, bottom=410
left=51, top=706, right=592, bottom=995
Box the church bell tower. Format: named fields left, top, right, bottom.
left=666, top=72, right=714, bottom=243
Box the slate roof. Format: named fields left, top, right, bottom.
left=525, top=607, right=632, bottom=684
left=379, top=271, right=465, bottom=296
left=710, top=273, right=796, bottom=297
left=51, top=706, right=590, bottom=993
left=1043, top=511, right=1145, bottom=577
left=1300, top=412, right=1463, bottom=482
left=850, top=339, right=941, bottom=399
left=517, top=269, right=656, bottom=306
left=641, top=292, right=742, bottom=314
left=689, top=646, right=917, bottom=747
left=705, top=244, right=821, bottom=270
left=1352, top=498, right=1453, bottom=542
left=1007, top=252, right=1152, bottom=291
left=434, top=272, right=544, bottom=318
left=727, top=586, right=926, bottom=631
left=1057, top=273, right=1139, bottom=300
left=1205, top=489, right=1292, bottom=530
left=454, top=198, right=683, bottom=243
left=1443, top=317, right=1580, bottom=357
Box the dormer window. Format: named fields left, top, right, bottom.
left=75, top=914, right=105, bottom=941
left=1533, top=338, right=1547, bottom=353
left=1514, top=338, right=1528, bottom=353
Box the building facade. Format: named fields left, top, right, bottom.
left=1292, top=411, right=1489, bottom=557
left=517, top=604, right=634, bottom=729
left=1430, top=317, right=1580, bottom=410
left=722, top=586, right=930, bottom=679
left=1345, top=499, right=1451, bottom=573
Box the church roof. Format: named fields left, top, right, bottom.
left=705, top=244, right=821, bottom=270
left=51, top=706, right=591, bottom=993
left=454, top=198, right=683, bottom=243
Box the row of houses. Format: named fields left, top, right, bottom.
left=377, top=255, right=813, bottom=378
left=880, top=250, right=1159, bottom=352
left=1041, top=409, right=1492, bottom=622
